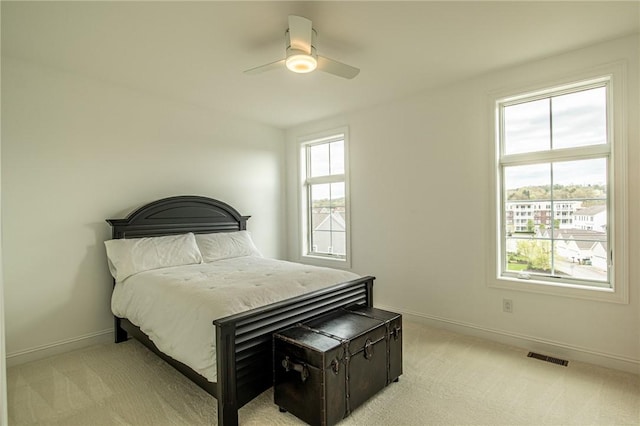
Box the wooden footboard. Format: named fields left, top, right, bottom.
left=215, top=276, right=374, bottom=425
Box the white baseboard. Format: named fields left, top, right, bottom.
left=5, top=310, right=639, bottom=375
left=6, top=329, right=113, bottom=368
left=377, top=304, right=640, bottom=375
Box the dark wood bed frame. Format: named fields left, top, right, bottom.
left=106, top=195, right=375, bottom=425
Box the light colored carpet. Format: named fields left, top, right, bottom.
left=7, top=321, right=640, bottom=425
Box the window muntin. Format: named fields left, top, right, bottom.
left=302, top=135, right=348, bottom=261
left=499, top=82, right=612, bottom=289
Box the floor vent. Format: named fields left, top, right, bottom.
left=527, top=352, right=569, bottom=366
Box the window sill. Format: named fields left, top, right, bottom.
left=298, top=254, right=351, bottom=270
left=488, top=275, right=627, bottom=304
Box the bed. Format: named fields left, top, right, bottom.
left=105, top=195, right=375, bottom=425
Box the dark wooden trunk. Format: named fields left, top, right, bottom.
left=345, top=306, right=403, bottom=385
left=273, top=308, right=402, bottom=426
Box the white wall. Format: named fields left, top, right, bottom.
left=1, top=57, right=285, bottom=363
left=0, top=58, right=7, bottom=423
left=286, top=35, right=639, bottom=372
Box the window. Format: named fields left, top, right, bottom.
left=491, top=72, right=628, bottom=303
left=299, top=130, right=349, bottom=265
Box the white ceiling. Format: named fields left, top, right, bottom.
left=2, top=1, right=638, bottom=129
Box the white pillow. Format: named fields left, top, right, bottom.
left=104, top=233, right=203, bottom=282
left=195, top=231, right=262, bottom=263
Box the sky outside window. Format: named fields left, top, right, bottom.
left=310, top=140, right=344, bottom=178
left=504, top=86, right=607, bottom=155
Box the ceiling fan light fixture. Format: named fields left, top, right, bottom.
left=285, top=53, right=317, bottom=73
left=244, top=15, right=359, bottom=79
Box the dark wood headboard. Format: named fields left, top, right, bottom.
left=106, top=195, right=250, bottom=239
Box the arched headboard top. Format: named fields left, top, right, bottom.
left=106, top=195, right=250, bottom=239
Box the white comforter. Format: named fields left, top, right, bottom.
left=111, top=256, right=359, bottom=381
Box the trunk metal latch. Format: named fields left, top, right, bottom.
left=364, top=338, right=374, bottom=359
left=331, top=358, right=340, bottom=374
left=282, top=356, right=310, bottom=382
left=390, top=326, right=402, bottom=341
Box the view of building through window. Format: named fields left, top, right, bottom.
left=310, top=182, right=346, bottom=255
left=499, top=83, right=610, bottom=288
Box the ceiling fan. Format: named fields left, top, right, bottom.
left=244, top=15, right=360, bottom=79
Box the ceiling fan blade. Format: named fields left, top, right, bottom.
left=244, top=59, right=285, bottom=75
left=317, top=56, right=360, bottom=79
left=288, top=15, right=313, bottom=53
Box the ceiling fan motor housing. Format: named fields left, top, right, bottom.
left=285, top=28, right=318, bottom=73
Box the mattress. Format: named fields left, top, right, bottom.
left=111, top=256, right=359, bottom=381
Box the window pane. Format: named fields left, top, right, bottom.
left=310, top=183, right=330, bottom=204
left=505, top=238, right=551, bottom=274
left=504, top=98, right=550, bottom=155
left=309, top=182, right=346, bottom=256
left=309, top=144, right=330, bottom=177
left=552, top=87, right=607, bottom=149
left=310, top=183, right=330, bottom=253
left=504, top=163, right=551, bottom=200
left=504, top=164, right=551, bottom=234
left=329, top=141, right=345, bottom=175
left=330, top=182, right=345, bottom=207
left=552, top=240, right=608, bottom=284
left=553, top=159, right=607, bottom=233
left=309, top=140, right=345, bottom=178
left=552, top=159, right=607, bottom=200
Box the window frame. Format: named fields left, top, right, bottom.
left=488, top=64, right=628, bottom=304
left=298, top=127, right=351, bottom=268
